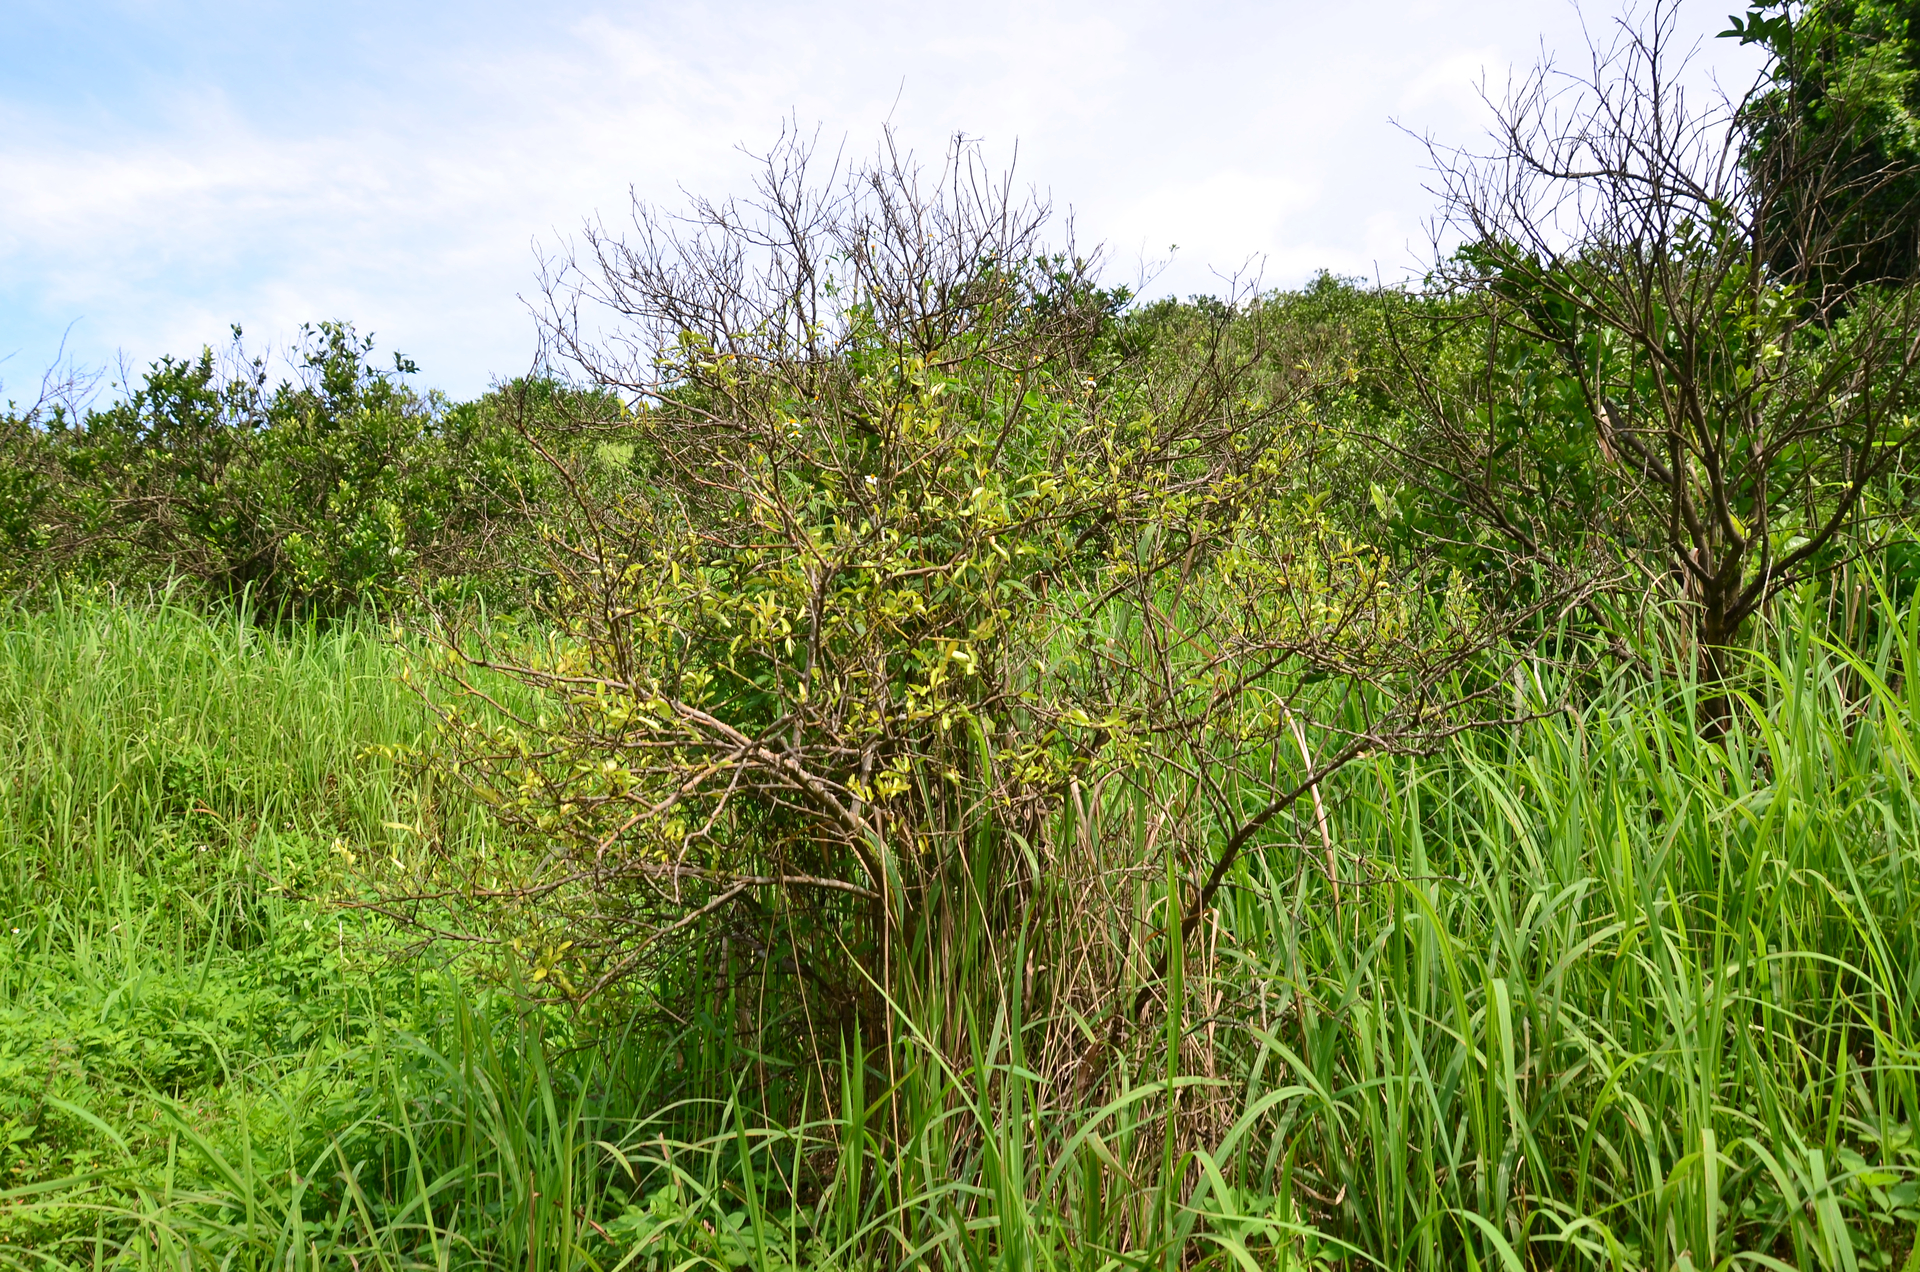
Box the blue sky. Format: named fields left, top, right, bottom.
left=1, top=1, right=1765, bottom=400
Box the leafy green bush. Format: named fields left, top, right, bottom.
left=1732, top=0, right=1920, bottom=288
left=0, top=325, right=601, bottom=613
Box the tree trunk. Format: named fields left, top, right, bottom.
left=1696, top=567, right=1743, bottom=741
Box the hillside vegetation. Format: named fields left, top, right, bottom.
left=11, top=2, right=1920, bottom=1267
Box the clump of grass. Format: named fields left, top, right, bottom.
left=1193, top=591, right=1920, bottom=1270
left=0, top=594, right=420, bottom=884
left=0, top=597, right=614, bottom=1267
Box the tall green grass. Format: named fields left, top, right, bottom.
left=585, top=587, right=1920, bottom=1270
left=5, top=592, right=1920, bottom=1269
left=0, top=598, right=636, bottom=1267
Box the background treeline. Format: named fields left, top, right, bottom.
left=0, top=323, right=634, bottom=612
left=13, top=2, right=1920, bottom=1269
left=0, top=287, right=1401, bottom=616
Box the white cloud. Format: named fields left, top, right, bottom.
left=0, top=0, right=1769, bottom=398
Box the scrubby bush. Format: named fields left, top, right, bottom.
left=410, top=136, right=1529, bottom=1155
left=0, top=324, right=613, bottom=613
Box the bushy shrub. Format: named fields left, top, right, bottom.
left=0, top=324, right=608, bottom=613
left=414, top=136, right=1524, bottom=1099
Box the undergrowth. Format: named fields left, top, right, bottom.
left=3, top=594, right=1919, bottom=1269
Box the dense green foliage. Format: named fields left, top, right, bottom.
left=1734, top=0, right=1920, bottom=287
left=0, top=327, right=597, bottom=612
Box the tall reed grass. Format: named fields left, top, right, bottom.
left=4, top=591, right=1918, bottom=1269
